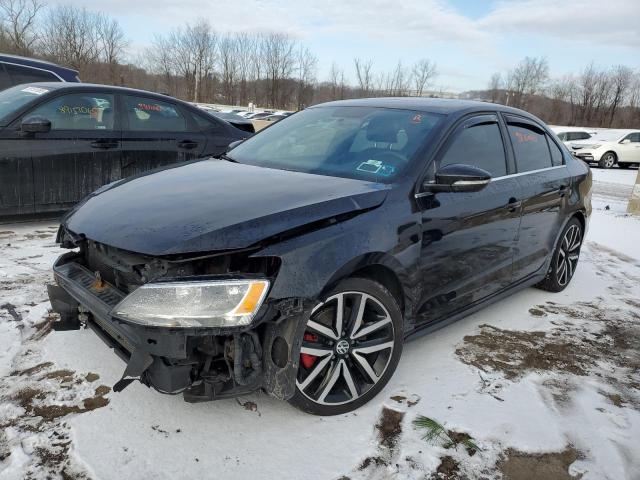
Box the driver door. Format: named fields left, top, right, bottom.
left=20, top=91, right=121, bottom=214
left=415, top=114, right=521, bottom=325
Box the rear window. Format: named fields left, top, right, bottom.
left=4, top=63, right=59, bottom=84
left=0, top=84, right=51, bottom=125
left=123, top=95, right=187, bottom=131
left=507, top=120, right=552, bottom=172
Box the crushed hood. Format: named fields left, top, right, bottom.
left=64, top=160, right=389, bottom=256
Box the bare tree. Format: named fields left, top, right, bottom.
left=97, top=14, right=127, bottom=83
left=354, top=58, right=373, bottom=95
left=412, top=59, right=437, bottom=96
left=0, top=0, right=42, bottom=55
left=505, top=56, right=549, bottom=108
left=607, top=65, right=633, bottom=127
left=328, top=62, right=342, bottom=100
left=295, top=45, right=317, bottom=109
left=39, top=6, right=102, bottom=75
left=262, top=32, right=297, bottom=108
left=488, top=72, right=502, bottom=103
left=219, top=34, right=237, bottom=105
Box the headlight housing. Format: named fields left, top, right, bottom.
left=111, top=279, right=270, bottom=328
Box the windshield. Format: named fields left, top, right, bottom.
left=229, top=106, right=444, bottom=182
left=0, top=84, right=51, bottom=125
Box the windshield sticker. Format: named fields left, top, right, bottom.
left=379, top=165, right=396, bottom=177
left=137, top=102, right=163, bottom=112
left=514, top=130, right=537, bottom=143
left=357, top=159, right=383, bottom=173
left=21, top=86, right=48, bottom=95
left=411, top=114, right=423, bottom=124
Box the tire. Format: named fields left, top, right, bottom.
left=288, top=277, right=403, bottom=415
left=617, top=162, right=630, bottom=169
left=598, top=152, right=616, bottom=169
left=536, top=217, right=583, bottom=292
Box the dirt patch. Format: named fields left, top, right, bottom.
left=456, top=324, right=590, bottom=379
left=12, top=361, right=54, bottom=377
left=435, top=455, right=460, bottom=479
left=376, top=406, right=404, bottom=450
left=41, top=369, right=75, bottom=383
left=498, top=447, right=582, bottom=480
left=456, top=300, right=640, bottom=403
left=85, top=372, right=100, bottom=382
left=528, top=307, right=546, bottom=317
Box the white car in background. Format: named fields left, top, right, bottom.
left=551, top=126, right=595, bottom=144
left=569, top=130, right=640, bottom=169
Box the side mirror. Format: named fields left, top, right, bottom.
left=21, top=116, right=51, bottom=134
left=226, top=139, right=244, bottom=151
left=620, top=138, right=631, bottom=144
left=422, top=163, right=492, bottom=193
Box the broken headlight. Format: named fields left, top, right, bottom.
left=111, top=279, right=269, bottom=328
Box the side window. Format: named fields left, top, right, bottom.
left=123, top=95, right=187, bottom=132
left=547, top=135, right=564, bottom=166
left=27, top=93, right=115, bottom=130
left=4, top=63, right=59, bottom=84
left=578, top=132, right=591, bottom=140
left=557, top=132, right=567, bottom=141
left=507, top=121, right=552, bottom=172
left=626, top=132, right=640, bottom=143
left=192, top=112, right=220, bottom=131
left=438, top=122, right=507, bottom=178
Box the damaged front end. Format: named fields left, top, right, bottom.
left=48, top=231, right=310, bottom=403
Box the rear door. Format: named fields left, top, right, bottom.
left=505, top=115, right=571, bottom=281
left=22, top=91, right=122, bottom=214
left=119, top=94, right=206, bottom=177
left=415, top=114, right=521, bottom=324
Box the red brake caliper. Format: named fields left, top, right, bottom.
left=301, top=333, right=319, bottom=369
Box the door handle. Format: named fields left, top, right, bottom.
left=91, top=139, right=119, bottom=149
left=507, top=197, right=522, bottom=212
left=178, top=140, right=198, bottom=150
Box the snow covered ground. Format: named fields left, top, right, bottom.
left=1, top=168, right=639, bottom=480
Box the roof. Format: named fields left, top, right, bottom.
left=19, top=82, right=183, bottom=100
left=0, top=54, right=78, bottom=80
left=313, top=97, right=537, bottom=117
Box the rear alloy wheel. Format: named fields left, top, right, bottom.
left=598, top=152, right=616, bottom=169
left=537, top=218, right=583, bottom=292
left=289, top=278, right=403, bottom=415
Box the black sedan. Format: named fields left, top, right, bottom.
left=48, top=98, right=592, bottom=415
left=0, top=83, right=251, bottom=217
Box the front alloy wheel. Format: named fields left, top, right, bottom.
left=289, top=278, right=403, bottom=415
left=599, top=152, right=616, bottom=169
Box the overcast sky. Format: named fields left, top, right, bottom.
left=49, top=0, right=640, bottom=92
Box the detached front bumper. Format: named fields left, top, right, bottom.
left=48, top=253, right=306, bottom=402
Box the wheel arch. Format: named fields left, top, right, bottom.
left=601, top=150, right=618, bottom=162
left=322, top=253, right=409, bottom=320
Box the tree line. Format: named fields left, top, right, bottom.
left=1, top=1, right=639, bottom=127
left=485, top=57, right=640, bottom=128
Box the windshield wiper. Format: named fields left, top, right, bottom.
left=217, top=153, right=240, bottom=163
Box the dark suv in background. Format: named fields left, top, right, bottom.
left=0, top=83, right=251, bottom=218
left=0, top=54, right=79, bottom=90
